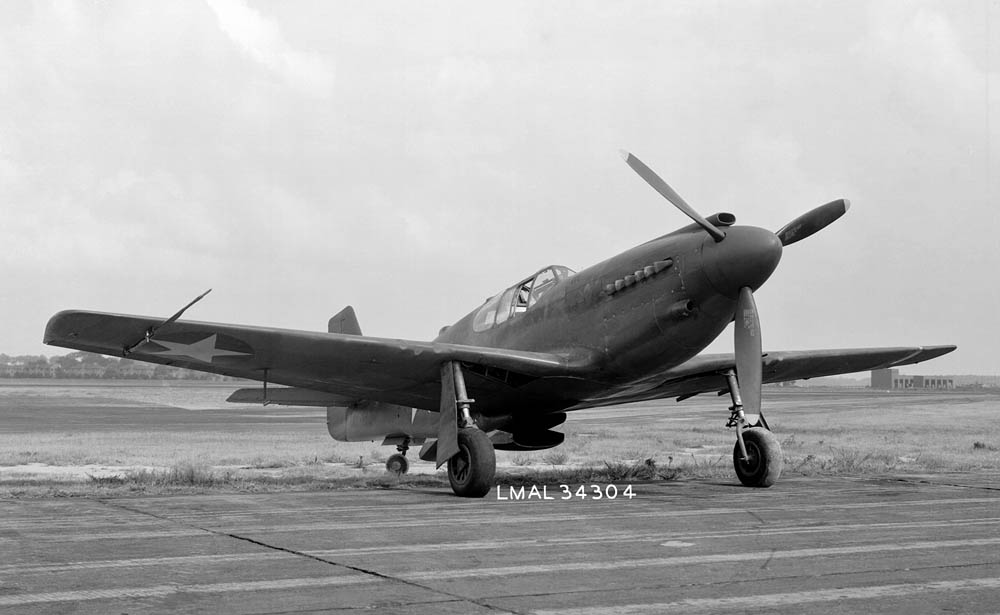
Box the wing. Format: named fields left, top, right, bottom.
left=571, top=346, right=957, bottom=408
left=44, top=310, right=593, bottom=411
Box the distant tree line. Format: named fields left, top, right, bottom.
left=0, top=352, right=238, bottom=380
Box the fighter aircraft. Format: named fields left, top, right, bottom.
left=44, top=152, right=956, bottom=497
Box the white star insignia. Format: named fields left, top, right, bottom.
left=150, top=334, right=251, bottom=363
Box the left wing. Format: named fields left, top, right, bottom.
left=571, top=345, right=957, bottom=408
left=44, top=310, right=593, bottom=411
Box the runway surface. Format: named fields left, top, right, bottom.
left=2, top=474, right=999, bottom=614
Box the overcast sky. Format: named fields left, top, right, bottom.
left=2, top=1, right=997, bottom=375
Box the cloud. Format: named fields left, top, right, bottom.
left=204, top=0, right=334, bottom=97
left=0, top=145, right=19, bottom=188
left=862, top=4, right=987, bottom=111
left=433, top=56, right=495, bottom=105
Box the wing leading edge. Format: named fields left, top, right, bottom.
left=43, top=310, right=595, bottom=410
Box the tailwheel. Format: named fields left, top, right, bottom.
left=733, top=427, right=783, bottom=488
left=448, top=428, right=495, bottom=498
left=385, top=453, right=409, bottom=475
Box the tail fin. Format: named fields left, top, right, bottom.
left=328, top=306, right=362, bottom=335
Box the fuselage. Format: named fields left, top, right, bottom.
left=435, top=220, right=783, bottom=396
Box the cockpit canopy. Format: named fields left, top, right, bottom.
left=472, top=265, right=576, bottom=332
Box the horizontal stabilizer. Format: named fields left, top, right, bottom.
left=227, top=387, right=356, bottom=407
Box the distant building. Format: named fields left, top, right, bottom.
left=871, top=368, right=954, bottom=390
left=950, top=374, right=1000, bottom=388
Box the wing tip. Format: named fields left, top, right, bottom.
left=885, top=344, right=957, bottom=368
left=919, top=344, right=958, bottom=359
left=43, top=310, right=80, bottom=346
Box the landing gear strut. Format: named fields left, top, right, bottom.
left=724, top=369, right=782, bottom=487
left=385, top=439, right=410, bottom=475
left=441, top=362, right=495, bottom=498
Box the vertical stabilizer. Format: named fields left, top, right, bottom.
left=329, top=306, right=362, bottom=335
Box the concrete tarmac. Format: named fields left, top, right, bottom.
left=2, top=474, right=999, bottom=614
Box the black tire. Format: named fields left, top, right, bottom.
left=733, top=427, right=783, bottom=488
left=448, top=428, right=496, bottom=497
left=385, top=453, right=409, bottom=475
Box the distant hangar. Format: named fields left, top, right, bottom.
left=871, top=368, right=954, bottom=390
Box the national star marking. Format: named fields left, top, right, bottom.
left=149, top=334, right=251, bottom=363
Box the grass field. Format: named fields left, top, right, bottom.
left=1, top=380, right=997, bottom=496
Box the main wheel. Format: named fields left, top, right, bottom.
left=733, top=427, right=783, bottom=488
left=448, top=428, right=496, bottom=497
left=385, top=453, right=409, bottom=475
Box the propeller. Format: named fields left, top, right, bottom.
left=776, top=199, right=850, bottom=246
left=734, top=286, right=762, bottom=417
left=618, top=150, right=850, bottom=425
left=620, top=150, right=849, bottom=249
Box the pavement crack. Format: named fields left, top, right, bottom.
left=205, top=530, right=523, bottom=615
left=760, top=548, right=775, bottom=570
left=91, top=497, right=522, bottom=614
left=893, top=478, right=1000, bottom=492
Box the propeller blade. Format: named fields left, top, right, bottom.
left=776, top=199, right=850, bottom=246
left=160, top=288, right=213, bottom=330
left=620, top=150, right=726, bottom=242
left=734, top=286, right=762, bottom=416
left=122, top=289, right=212, bottom=355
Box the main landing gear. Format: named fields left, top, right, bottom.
left=385, top=439, right=410, bottom=475
left=724, top=370, right=783, bottom=487
left=442, top=362, right=495, bottom=498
